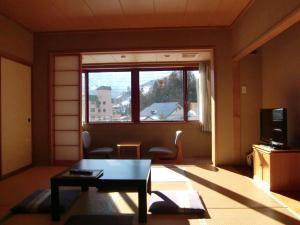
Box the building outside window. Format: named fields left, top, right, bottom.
left=83, top=68, right=201, bottom=123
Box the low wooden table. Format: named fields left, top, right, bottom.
left=51, top=159, right=151, bottom=223
left=117, top=142, right=141, bottom=159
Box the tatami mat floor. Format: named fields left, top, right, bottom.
left=0, top=160, right=299, bottom=225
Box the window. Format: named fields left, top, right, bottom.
left=140, top=70, right=183, bottom=121
left=88, top=71, right=131, bottom=122
left=83, top=67, right=202, bottom=123
left=187, top=70, right=200, bottom=121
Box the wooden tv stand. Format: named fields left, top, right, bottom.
left=252, top=144, right=300, bottom=191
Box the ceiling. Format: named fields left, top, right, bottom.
left=0, top=0, right=252, bottom=32
left=82, top=50, right=212, bottom=65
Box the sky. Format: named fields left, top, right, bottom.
left=87, top=71, right=177, bottom=98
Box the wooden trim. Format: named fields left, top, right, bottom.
left=0, top=13, right=33, bottom=33
left=49, top=47, right=214, bottom=56
left=30, top=59, right=34, bottom=169
left=82, top=48, right=213, bottom=56
left=54, top=114, right=79, bottom=116
left=183, top=70, right=188, bottom=122
left=233, top=5, right=300, bottom=62
left=233, top=61, right=241, bottom=165
left=53, top=160, right=78, bottom=166
left=54, top=99, right=80, bottom=102
left=49, top=53, right=54, bottom=164
left=230, top=0, right=255, bottom=28
left=132, top=69, right=139, bottom=123
left=53, top=84, right=80, bottom=87
left=78, top=54, right=83, bottom=160
left=54, top=129, right=80, bottom=131
left=87, top=121, right=199, bottom=125
left=211, top=48, right=217, bottom=166
left=54, top=144, right=79, bottom=147
left=0, top=52, right=32, bottom=67
left=85, top=72, right=89, bottom=123
left=0, top=57, right=2, bottom=176
left=54, top=69, right=80, bottom=72
left=83, top=62, right=201, bottom=70
left=0, top=164, right=32, bottom=180
left=37, top=26, right=229, bottom=35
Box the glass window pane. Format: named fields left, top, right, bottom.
left=139, top=70, right=183, bottom=121
left=187, top=70, right=200, bottom=121
left=88, top=72, right=131, bottom=122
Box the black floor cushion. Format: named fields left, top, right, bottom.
left=64, top=215, right=134, bottom=225
left=11, top=189, right=81, bottom=213
left=149, top=190, right=206, bottom=214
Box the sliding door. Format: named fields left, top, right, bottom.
left=1, top=57, right=32, bottom=175
left=50, top=54, right=82, bottom=164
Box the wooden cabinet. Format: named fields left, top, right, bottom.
left=253, top=145, right=300, bottom=191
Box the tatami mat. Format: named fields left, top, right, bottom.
left=151, top=166, right=188, bottom=182
left=0, top=161, right=299, bottom=225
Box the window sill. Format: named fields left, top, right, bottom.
left=84, top=121, right=201, bottom=125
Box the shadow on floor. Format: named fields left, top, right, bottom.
left=169, top=166, right=300, bottom=225
left=219, top=166, right=253, bottom=178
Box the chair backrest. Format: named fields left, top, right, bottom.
left=174, top=130, right=183, bottom=162
left=82, top=131, right=91, bottom=149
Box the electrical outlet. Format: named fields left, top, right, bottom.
left=241, top=85, right=247, bottom=94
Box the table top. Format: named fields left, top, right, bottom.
left=117, top=142, right=141, bottom=147
left=253, top=144, right=300, bottom=153
left=54, top=159, right=151, bottom=181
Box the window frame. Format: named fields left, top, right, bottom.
left=83, top=66, right=199, bottom=124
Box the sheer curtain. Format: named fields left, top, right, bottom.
left=198, top=61, right=211, bottom=132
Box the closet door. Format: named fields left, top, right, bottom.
left=50, top=54, right=82, bottom=164
left=1, top=57, right=32, bottom=175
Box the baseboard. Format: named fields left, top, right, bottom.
left=53, top=160, right=78, bottom=166
left=0, top=164, right=33, bottom=180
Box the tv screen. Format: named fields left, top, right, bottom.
left=260, top=108, right=287, bottom=148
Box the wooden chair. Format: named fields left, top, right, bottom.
left=82, top=131, right=114, bottom=159
left=148, top=130, right=183, bottom=163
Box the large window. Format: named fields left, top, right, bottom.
left=83, top=67, right=200, bottom=123
left=87, top=71, right=131, bottom=122
left=140, top=70, right=183, bottom=121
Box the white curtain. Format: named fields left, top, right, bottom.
left=198, top=62, right=211, bottom=132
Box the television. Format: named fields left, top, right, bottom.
left=260, top=108, right=287, bottom=149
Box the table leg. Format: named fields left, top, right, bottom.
left=81, top=185, right=89, bottom=192
left=147, top=170, right=151, bottom=194
left=117, top=146, right=121, bottom=158
left=138, top=182, right=147, bottom=223
left=137, top=145, right=141, bottom=159
left=51, top=180, right=60, bottom=221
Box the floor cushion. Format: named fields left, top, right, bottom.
left=149, top=190, right=205, bottom=214
left=11, top=189, right=80, bottom=213
left=64, top=214, right=133, bottom=225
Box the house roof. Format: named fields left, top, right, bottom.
left=140, top=102, right=182, bottom=119
left=97, top=86, right=112, bottom=91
